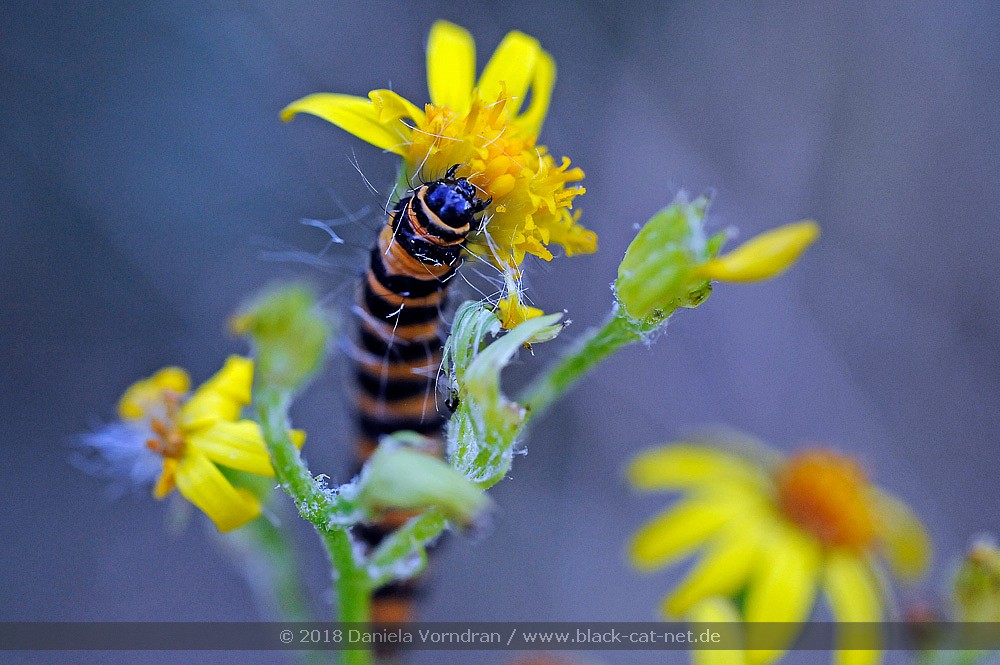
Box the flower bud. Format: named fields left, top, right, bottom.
left=616, top=194, right=820, bottom=326
left=615, top=194, right=721, bottom=323
left=231, top=284, right=331, bottom=391
left=356, top=439, right=490, bottom=526
left=952, top=535, right=1000, bottom=622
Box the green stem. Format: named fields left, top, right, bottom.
left=368, top=512, right=447, bottom=587
left=322, top=529, right=372, bottom=665
left=256, top=387, right=356, bottom=528
left=918, top=650, right=985, bottom=665
left=520, top=307, right=647, bottom=418
left=255, top=385, right=372, bottom=665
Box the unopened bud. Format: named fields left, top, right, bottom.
left=231, top=284, right=331, bottom=391
left=953, top=535, right=1000, bottom=622
left=615, top=194, right=722, bottom=323
left=357, top=440, right=490, bottom=526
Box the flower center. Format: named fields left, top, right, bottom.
left=776, top=449, right=876, bottom=549
left=145, top=391, right=186, bottom=459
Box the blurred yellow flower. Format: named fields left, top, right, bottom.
left=97, top=356, right=304, bottom=531
left=281, top=20, right=595, bottom=271
left=628, top=438, right=931, bottom=665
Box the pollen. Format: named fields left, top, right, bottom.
left=776, top=449, right=877, bottom=549
left=405, top=91, right=591, bottom=267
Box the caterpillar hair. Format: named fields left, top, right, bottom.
left=351, top=164, right=489, bottom=623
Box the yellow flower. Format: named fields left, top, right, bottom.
left=281, top=20, right=595, bottom=271
left=105, top=356, right=303, bottom=531
left=628, top=438, right=931, bottom=665
left=496, top=294, right=544, bottom=329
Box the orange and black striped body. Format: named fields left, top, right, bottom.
left=351, top=167, right=488, bottom=622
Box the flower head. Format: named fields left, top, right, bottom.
left=281, top=20, right=595, bottom=272
left=628, top=436, right=931, bottom=665
left=615, top=194, right=820, bottom=324
left=81, top=356, right=304, bottom=532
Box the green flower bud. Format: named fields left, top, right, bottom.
left=615, top=194, right=722, bottom=324
left=231, top=284, right=331, bottom=391
left=356, top=437, right=490, bottom=526
left=953, top=536, right=1000, bottom=622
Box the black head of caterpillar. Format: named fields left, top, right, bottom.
left=423, top=164, right=491, bottom=229
left=390, top=165, right=491, bottom=264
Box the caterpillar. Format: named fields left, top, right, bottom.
left=351, top=164, right=490, bottom=623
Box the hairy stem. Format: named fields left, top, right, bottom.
left=368, top=512, right=447, bottom=587
left=520, top=307, right=647, bottom=418
left=255, top=385, right=372, bottom=665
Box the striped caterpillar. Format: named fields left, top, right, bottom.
left=351, top=164, right=490, bottom=622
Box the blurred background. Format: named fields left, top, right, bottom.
left=2, top=1, right=999, bottom=663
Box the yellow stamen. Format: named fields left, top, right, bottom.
left=776, top=449, right=876, bottom=549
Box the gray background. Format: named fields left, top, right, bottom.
left=2, top=1, right=998, bottom=664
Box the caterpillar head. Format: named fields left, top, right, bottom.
left=424, top=164, right=491, bottom=229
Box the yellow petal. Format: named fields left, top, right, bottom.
left=117, top=367, right=190, bottom=420
left=697, top=221, right=820, bottom=283
left=496, top=295, right=544, bottom=330
left=745, top=525, right=821, bottom=665
left=477, top=30, right=540, bottom=114
left=629, top=497, right=737, bottom=571
left=180, top=356, right=253, bottom=428
left=187, top=420, right=275, bottom=477
left=175, top=450, right=261, bottom=532
left=871, top=489, right=932, bottom=582
left=153, top=457, right=178, bottom=499
left=426, top=21, right=475, bottom=114
left=368, top=89, right=425, bottom=127
left=663, top=524, right=761, bottom=617
left=688, top=598, right=746, bottom=665
left=824, top=552, right=883, bottom=665
left=515, top=48, right=555, bottom=136
left=281, top=93, right=410, bottom=156
left=628, top=444, right=767, bottom=492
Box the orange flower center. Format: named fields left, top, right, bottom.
left=145, top=391, right=186, bottom=459
left=776, top=449, right=876, bottom=549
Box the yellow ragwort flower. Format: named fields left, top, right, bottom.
left=628, top=437, right=931, bottom=665
left=112, top=356, right=303, bottom=531
left=281, top=20, right=595, bottom=270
